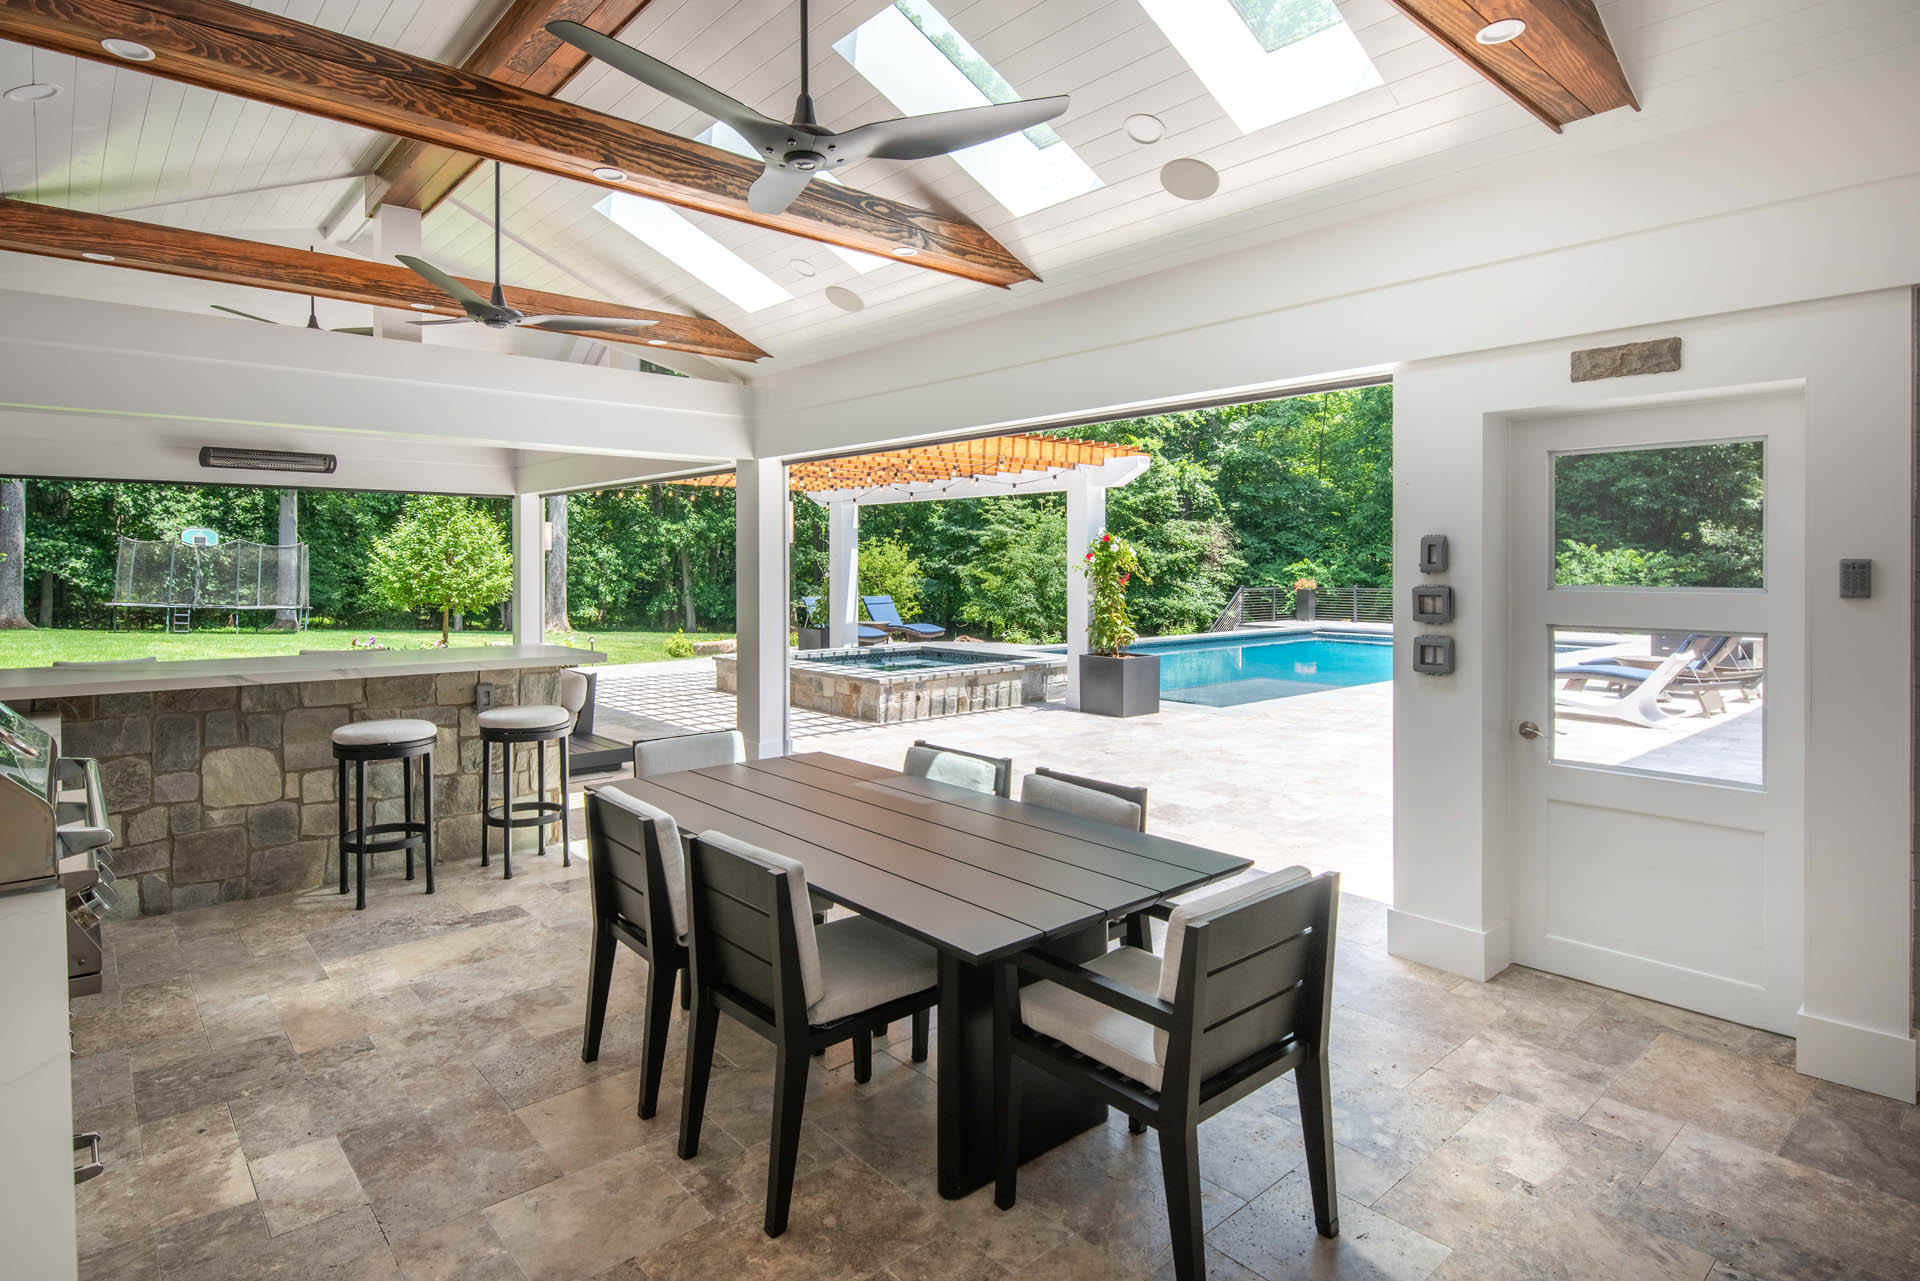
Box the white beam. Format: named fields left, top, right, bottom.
left=735, top=458, right=790, bottom=760
left=1063, top=470, right=1105, bottom=712
left=827, top=499, right=859, bottom=648
left=509, top=493, right=543, bottom=645
left=372, top=205, right=423, bottom=343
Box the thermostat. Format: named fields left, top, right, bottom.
left=1412, top=635, right=1455, bottom=675
left=1411, top=585, right=1455, bottom=625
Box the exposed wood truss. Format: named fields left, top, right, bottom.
left=374, top=0, right=655, bottom=217
left=1388, top=1, right=1637, bottom=132
left=0, top=198, right=769, bottom=361
left=0, top=0, right=1038, bottom=287
left=685, top=434, right=1148, bottom=497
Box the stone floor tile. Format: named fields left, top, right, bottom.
left=196, top=992, right=290, bottom=1050
left=388, top=1211, right=529, bottom=1281
left=1337, top=972, right=1503, bottom=1048
left=1212, top=1171, right=1449, bottom=1281
left=888, top=1240, right=1010, bottom=1281
left=1265, top=1067, right=1497, bottom=1174
left=132, top=1032, right=302, bottom=1123
left=71, top=1048, right=134, bottom=1113
left=69, top=978, right=201, bottom=1055
left=79, top=1202, right=269, bottom=1281
left=1775, top=1089, right=1920, bottom=1205
left=340, top=1086, right=562, bottom=1239
left=1001, top=1235, right=1152, bottom=1281
left=165, top=1204, right=403, bottom=1281
left=1429, top=1025, right=1614, bottom=1118
left=1604, top=1034, right=1813, bottom=1151
left=513, top=1066, right=676, bottom=1174
left=248, top=1136, right=369, bottom=1236
left=485, top=1146, right=710, bottom=1281
left=1327, top=1005, right=1460, bottom=1088
left=1637, top=1124, right=1920, bottom=1281
left=1580, top=1096, right=1684, bottom=1152
left=75, top=1103, right=256, bottom=1255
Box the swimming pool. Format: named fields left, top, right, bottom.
left=1130, top=631, right=1394, bottom=707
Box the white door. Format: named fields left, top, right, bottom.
left=1507, top=393, right=1804, bottom=1034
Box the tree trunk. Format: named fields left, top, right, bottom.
left=544, top=494, right=570, bottom=634
left=678, top=545, right=696, bottom=630
left=0, top=479, right=31, bottom=629
left=37, top=571, right=54, bottom=628
left=440, top=606, right=450, bottom=647
left=452, top=611, right=464, bottom=632
left=271, top=489, right=300, bottom=630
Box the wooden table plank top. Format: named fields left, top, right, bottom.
left=601, top=753, right=1253, bottom=966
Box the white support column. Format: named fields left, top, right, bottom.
left=372, top=205, right=423, bottom=342
left=827, top=498, right=859, bottom=648
left=509, top=492, right=543, bottom=645
left=735, top=458, right=790, bottom=759
left=1063, top=469, right=1106, bottom=711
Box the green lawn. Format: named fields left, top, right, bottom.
left=0, top=628, right=732, bottom=668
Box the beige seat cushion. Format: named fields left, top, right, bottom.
left=591, top=788, right=688, bottom=943
left=331, top=717, right=438, bottom=748
left=477, top=704, right=570, bottom=732
left=903, top=744, right=1002, bottom=794
left=1018, top=945, right=1164, bottom=1090
left=1020, top=772, right=1143, bottom=831
left=807, top=914, right=938, bottom=1026
left=635, top=729, right=745, bottom=778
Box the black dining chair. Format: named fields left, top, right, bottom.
left=992, top=868, right=1340, bottom=1281
left=903, top=740, right=1014, bottom=796
left=1020, top=765, right=1155, bottom=945
left=580, top=788, right=689, bottom=1120
left=678, top=830, right=942, bottom=1238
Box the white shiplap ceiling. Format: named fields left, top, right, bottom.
left=2, top=0, right=1917, bottom=380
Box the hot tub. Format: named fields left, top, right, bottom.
left=714, top=644, right=1067, bottom=724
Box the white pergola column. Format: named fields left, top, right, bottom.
left=372, top=205, right=423, bottom=342
left=827, top=498, right=859, bottom=648
left=735, top=457, right=790, bottom=759
left=1064, top=469, right=1106, bottom=711
left=509, top=492, right=543, bottom=644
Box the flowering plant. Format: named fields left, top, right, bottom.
left=1080, top=531, right=1149, bottom=656
left=1291, top=577, right=1318, bottom=592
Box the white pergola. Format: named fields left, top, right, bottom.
left=695, top=433, right=1149, bottom=708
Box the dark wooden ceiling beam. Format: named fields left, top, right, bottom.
left=0, top=0, right=1037, bottom=287
left=0, top=197, right=769, bottom=361
left=375, top=0, right=654, bottom=217
left=1389, top=0, right=1637, bottom=133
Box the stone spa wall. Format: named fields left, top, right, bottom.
left=20, top=666, right=570, bottom=916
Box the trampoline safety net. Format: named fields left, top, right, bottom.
left=110, top=538, right=310, bottom=610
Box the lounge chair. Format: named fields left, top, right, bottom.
left=862, top=594, right=946, bottom=640
left=1554, top=645, right=1700, bottom=727
left=1559, top=635, right=1761, bottom=714
left=799, top=596, right=888, bottom=646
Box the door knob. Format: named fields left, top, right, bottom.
left=1517, top=720, right=1542, bottom=740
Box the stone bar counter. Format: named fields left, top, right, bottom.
left=0, top=645, right=600, bottom=915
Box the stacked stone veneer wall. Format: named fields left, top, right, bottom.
left=23, top=666, right=570, bottom=916
left=716, top=649, right=1067, bottom=724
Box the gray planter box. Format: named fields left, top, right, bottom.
left=797, top=627, right=826, bottom=651
left=1079, top=652, right=1160, bottom=718
left=1295, top=589, right=1317, bottom=622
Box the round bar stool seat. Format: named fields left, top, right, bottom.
left=479, top=701, right=575, bottom=879
left=332, top=718, right=437, bottom=911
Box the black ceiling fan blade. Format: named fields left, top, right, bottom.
left=332, top=326, right=376, bottom=336
left=547, top=20, right=789, bottom=154
left=210, top=304, right=280, bottom=324
left=837, top=96, right=1070, bottom=161
left=407, top=317, right=473, bottom=327
left=394, top=254, right=492, bottom=311
left=523, top=315, right=660, bottom=333
left=748, top=165, right=817, bottom=215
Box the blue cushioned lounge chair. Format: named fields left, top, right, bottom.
left=862, top=594, right=946, bottom=640
left=800, top=596, right=889, bottom=646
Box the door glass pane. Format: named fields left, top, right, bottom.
left=1550, top=628, right=1764, bottom=787
left=1553, top=441, right=1764, bottom=588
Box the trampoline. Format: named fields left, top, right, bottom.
left=108, top=535, right=310, bottom=632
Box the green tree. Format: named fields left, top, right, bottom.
left=956, top=500, right=1067, bottom=641
left=856, top=535, right=922, bottom=620
left=367, top=495, right=513, bottom=644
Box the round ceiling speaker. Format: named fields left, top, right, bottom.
left=825, top=286, right=865, bottom=313
left=1475, top=19, right=1527, bottom=44
left=1123, top=113, right=1165, bottom=145
left=789, top=259, right=818, bottom=278
left=3, top=83, right=60, bottom=103
left=100, top=38, right=155, bottom=61
left=1160, top=157, right=1220, bottom=201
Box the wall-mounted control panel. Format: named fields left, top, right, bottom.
left=1411, top=584, right=1454, bottom=625
left=1418, top=534, right=1449, bottom=575
left=1839, top=558, right=1872, bottom=599
left=1412, top=635, right=1455, bottom=675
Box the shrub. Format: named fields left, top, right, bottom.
left=663, top=630, right=695, bottom=659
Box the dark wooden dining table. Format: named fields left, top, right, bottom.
left=602, top=750, right=1252, bottom=1198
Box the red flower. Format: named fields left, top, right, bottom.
left=1120, top=573, right=1130, bottom=584
left=1102, top=532, right=1112, bottom=542
left=1085, top=552, right=1094, bottom=561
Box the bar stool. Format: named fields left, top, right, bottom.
left=479, top=672, right=587, bottom=878
left=332, top=718, right=437, bottom=911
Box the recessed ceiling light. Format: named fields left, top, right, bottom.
left=1159, top=157, right=1219, bottom=201
left=825, top=286, right=865, bottom=313
left=3, top=83, right=60, bottom=104
left=591, top=165, right=627, bottom=182
left=890, top=245, right=919, bottom=257
left=789, top=259, right=818, bottom=278
left=646, top=339, right=670, bottom=346
left=100, top=38, right=155, bottom=62
left=1475, top=19, right=1527, bottom=45
left=80, top=251, right=115, bottom=262
left=1123, top=113, right=1164, bottom=145
left=409, top=302, right=436, bottom=310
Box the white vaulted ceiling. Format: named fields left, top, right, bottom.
left=2, top=0, right=1917, bottom=379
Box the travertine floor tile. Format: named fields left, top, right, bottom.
left=1212, top=1171, right=1450, bottom=1281
left=1604, top=1034, right=1812, bottom=1151
left=76, top=1103, right=256, bottom=1254
left=484, top=1145, right=709, bottom=1281
left=248, top=1136, right=368, bottom=1236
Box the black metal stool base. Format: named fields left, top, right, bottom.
left=335, top=738, right=436, bottom=911
left=479, top=727, right=572, bottom=880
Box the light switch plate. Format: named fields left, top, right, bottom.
left=475, top=684, right=496, bottom=711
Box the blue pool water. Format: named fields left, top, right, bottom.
left=1129, top=632, right=1394, bottom=707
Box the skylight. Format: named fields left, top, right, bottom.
left=1138, top=0, right=1382, bottom=134
left=698, top=122, right=885, bottom=275
left=834, top=1, right=1101, bottom=218
left=592, top=192, right=793, bottom=314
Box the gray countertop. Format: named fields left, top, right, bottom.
left=0, top=645, right=604, bottom=702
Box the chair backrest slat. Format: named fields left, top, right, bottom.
left=1196, top=929, right=1312, bottom=1031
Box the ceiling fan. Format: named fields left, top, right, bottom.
left=548, top=0, right=1069, bottom=215
left=211, top=247, right=374, bottom=334
left=395, top=162, right=657, bottom=337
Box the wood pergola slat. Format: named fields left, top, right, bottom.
left=678, top=433, right=1144, bottom=492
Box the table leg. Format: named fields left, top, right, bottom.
left=935, top=924, right=1110, bottom=1200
